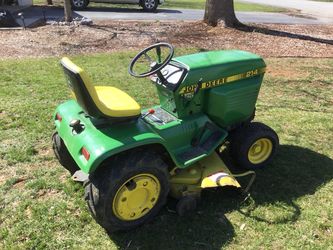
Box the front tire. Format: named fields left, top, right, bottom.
left=71, top=0, right=89, bottom=10
left=85, top=151, right=169, bottom=232
left=229, top=122, right=279, bottom=170
left=141, top=0, right=158, bottom=12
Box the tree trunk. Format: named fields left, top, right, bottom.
left=204, top=0, right=242, bottom=27
left=64, top=0, right=72, bottom=22
left=47, top=0, right=53, bottom=5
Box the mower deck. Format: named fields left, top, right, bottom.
left=169, top=151, right=241, bottom=199
left=71, top=150, right=242, bottom=199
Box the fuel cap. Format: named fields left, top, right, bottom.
left=70, top=119, right=81, bottom=128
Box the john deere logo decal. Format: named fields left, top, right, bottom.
left=179, top=68, right=266, bottom=95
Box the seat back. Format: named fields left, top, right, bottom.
left=60, top=57, right=105, bottom=118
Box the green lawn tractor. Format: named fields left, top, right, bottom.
left=52, top=43, right=279, bottom=232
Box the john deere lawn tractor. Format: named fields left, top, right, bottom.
left=52, top=43, right=278, bottom=232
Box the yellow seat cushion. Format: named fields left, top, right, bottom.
left=61, top=57, right=141, bottom=118
left=95, top=86, right=141, bottom=117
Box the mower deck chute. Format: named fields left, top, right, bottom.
left=169, top=152, right=241, bottom=199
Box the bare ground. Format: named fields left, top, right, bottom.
left=0, top=21, right=333, bottom=59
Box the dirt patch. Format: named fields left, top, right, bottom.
left=0, top=21, right=332, bottom=59
left=267, top=68, right=309, bottom=79
left=12, top=177, right=27, bottom=189
left=35, top=144, right=54, bottom=159
left=0, top=172, right=7, bottom=186
left=36, top=189, right=62, bottom=199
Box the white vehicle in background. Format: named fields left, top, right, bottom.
left=71, top=0, right=164, bottom=12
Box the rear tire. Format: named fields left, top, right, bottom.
left=141, top=0, right=158, bottom=12
left=229, top=122, right=279, bottom=170
left=52, top=132, right=79, bottom=175
left=85, top=151, right=169, bottom=232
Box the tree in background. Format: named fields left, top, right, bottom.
left=64, top=0, right=72, bottom=22
left=204, top=0, right=242, bottom=27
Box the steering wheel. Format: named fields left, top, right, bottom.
left=128, top=43, right=174, bottom=78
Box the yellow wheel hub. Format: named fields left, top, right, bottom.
left=112, top=174, right=161, bottom=221
left=248, top=138, right=273, bottom=164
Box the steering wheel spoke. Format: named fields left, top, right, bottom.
left=156, top=47, right=162, bottom=64
left=143, top=52, right=154, bottom=63
left=128, top=43, right=174, bottom=78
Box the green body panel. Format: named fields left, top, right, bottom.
left=174, top=50, right=264, bottom=71
left=203, top=75, right=263, bottom=127
left=54, top=49, right=266, bottom=174
left=163, top=50, right=266, bottom=127
left=55, top=101, right=227, bottom=174
left=55, top=100, right=163, bottom=173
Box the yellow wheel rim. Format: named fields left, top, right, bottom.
left=248, top=138, right=273, bottom=164
left=112, top=174, right=161, bottom=221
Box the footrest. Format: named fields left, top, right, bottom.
left=200, top=130, right=224, bottom=151
left=178, top=147, right=206, bottom=163
left=176, top=127, right=227, bottom=167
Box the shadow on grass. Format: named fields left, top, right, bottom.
left=239, top=145, right=333, bottom=223
left=108, top=145, right=333, bottom=249
left=237, top=25, right=333, bottom=46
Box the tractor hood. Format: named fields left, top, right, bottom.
left=156, top=50, right=267, bottom=123
left=174, top=50, right=265, bottom=72
left=173, top=50, right=266, bottom=87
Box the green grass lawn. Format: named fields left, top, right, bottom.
left=34, top=0, right=287, bottom=12
left=162, top=0, right=286, bottom=12
left=0, top=51, right=332, bottom=249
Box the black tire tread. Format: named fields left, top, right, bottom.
left=229, top=122, right=279, bottom=170
left=141, top=0, right=158, bottom=12
left=71, top=0, right=89, bottom=10
left=85, top=150, right=169, bottom=232
left=52, top=132, right=79, bottom=175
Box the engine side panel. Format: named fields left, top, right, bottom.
left=171, top=50, right=266, bottom=123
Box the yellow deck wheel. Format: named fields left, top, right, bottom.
left=112, top=174, right=161, bottom=221
left=248, top=138, right=273, bottom=164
